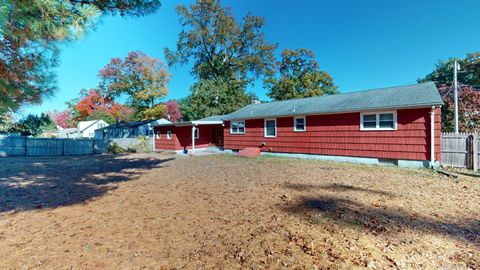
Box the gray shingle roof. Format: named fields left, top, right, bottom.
left=197, top=115, right=227, bottom=121
left=97, top=119, right=170, bottom=130
left=224, top=82, right=443, bottom=120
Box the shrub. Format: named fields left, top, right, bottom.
left=107, top=142, right=126, bottom=154
left=135, top=136, right=151, bottom=153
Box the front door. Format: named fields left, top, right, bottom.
left=216, top=127, right=224, bottom=146
left=211, top=127, right=224, bottom=146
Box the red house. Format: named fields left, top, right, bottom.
left=155, top=82, right=443, bottom=168
left=153, top=115, right=224, bottom=154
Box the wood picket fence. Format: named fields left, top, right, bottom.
left=441, top=132, right=479, bottom=171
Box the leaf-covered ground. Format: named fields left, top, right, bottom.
left=0, top=153, right=478, bottom=269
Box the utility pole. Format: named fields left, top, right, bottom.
left=453, top=60, right=460, bottom=134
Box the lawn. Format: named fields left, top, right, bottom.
left=0, top=153, right=478, bottom=269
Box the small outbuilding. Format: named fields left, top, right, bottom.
left=95, top=118, right=171, bottom=139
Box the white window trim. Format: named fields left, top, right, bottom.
left=230, top=120, right=246, bottom=135
left=293, top=116, right=306, bottom=132
left=360, top=111, right=397, bottom=131
left=264, top=118, right=277, bottom=138
left=155, top=131, right=161, bottom=139
left=166, top=130, right=172, bottom=139
left=194, top=127, right=200, bottom=139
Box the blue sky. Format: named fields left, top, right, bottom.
left=21, top=0, right=480, bottom=116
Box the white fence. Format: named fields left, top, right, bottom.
left=441, top=133, right=479, bottom=171
left=0, top=137, right=106, bottom=157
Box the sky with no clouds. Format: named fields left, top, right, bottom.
left=21, top=0, right=480, bottom=116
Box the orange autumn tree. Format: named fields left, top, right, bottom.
left=75, top=89, right=106, bottom=119
left=75, top=89, right=135, bottom=123
left=99, top=51, right=170, bottom=120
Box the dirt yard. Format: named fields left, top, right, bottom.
left=0, top=153, right=478, bottom=269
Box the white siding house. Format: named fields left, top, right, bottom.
left=58, top=120, right=109, bottom=138
left=57, top=128, right=78, bottom=138
left=78, top=120, right=108, bottom=138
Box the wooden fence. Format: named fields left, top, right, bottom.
left=0, top=137, right=106, bottom=157
left=441, top=132, right=479, bottom=171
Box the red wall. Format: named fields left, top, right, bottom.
left=154, top=125, right=219, bottom=151
left=224, top=108, right=441, bottom=161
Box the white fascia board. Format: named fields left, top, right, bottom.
left=191, top=120, right=223, bottom=125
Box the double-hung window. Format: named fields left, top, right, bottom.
left=294, top=116, right=306, bottom=132
left=230, top=121, right=245, bottom=134
left=360, top=111, right=397, bottom=130
left=264, top=119, right=277, bottom=138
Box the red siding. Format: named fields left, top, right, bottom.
left=154, top=125, right=219, bottom=151
left=224, top=108, right=441, bottom=161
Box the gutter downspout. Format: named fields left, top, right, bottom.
left=192, top=125, right=196, bottom=155
left=430, top=106, right=435, bottom=168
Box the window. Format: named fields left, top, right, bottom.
left=155, top=131, right=161, bottom=139
left=360, top=111, right=397, bottom=130
left=294, top=116, right=306, bottom=132
left=264, top=119, right=276, bottom=138
left=379, top=113, right=395, bottom=128
left=362, top=114, right=377, bottom=128
left=194, top=128, right=199, bottom=139
left=167, top=131, right=172, bottom=139
left=230, top=121, right=245, bottom=134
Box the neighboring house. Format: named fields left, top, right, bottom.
left=58, top=128, right=78, bottom=138
left=38, top=129, right=59, bottom=138
left=58, top=120, right=109, bottom=139
left=95, top=119, right=171, bottom=139
left=154, top=82, right=444, bottom=168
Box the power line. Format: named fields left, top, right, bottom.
left=441, top=83, right=453, bottom=97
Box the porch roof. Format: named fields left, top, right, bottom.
left=154, top=119, right=223, bottom=128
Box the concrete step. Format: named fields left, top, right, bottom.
left=238, top=147, right=261, bottom=157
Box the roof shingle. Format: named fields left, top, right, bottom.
left=224, top=82, right=443, bottom=120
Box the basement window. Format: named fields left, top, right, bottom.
left=360, top=111, right=397, bottom=131
left=230, top=121, right=245, bottom=134
left=264, top=119, right=277, bottom=138
left=378, top=158, right=398, bottom=166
